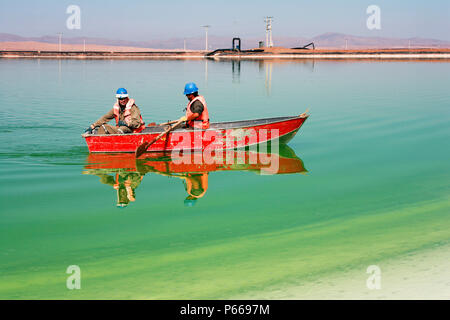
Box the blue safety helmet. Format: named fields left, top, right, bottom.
left=116, top=88, right=128, bottom=98
left=184, top=197, right=197, bottom=207
left=183, top=82, right=198, bottom=95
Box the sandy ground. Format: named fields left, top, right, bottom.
left=0, top=41, right=188, bottom=52
left=233, top=244, right=450, bottom=300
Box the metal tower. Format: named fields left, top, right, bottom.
left=264, top=17, right=273, bottom=47
left=201, top=25, right=211, bottom=51
left=57, top=32, right=63, bottom=52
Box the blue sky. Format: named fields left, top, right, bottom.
left=1, top=0, right=449, bottom=40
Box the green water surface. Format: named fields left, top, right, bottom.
left=0, top=59, right=449, bottom=299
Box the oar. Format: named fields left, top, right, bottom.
left=159, top=120, right=179, bottom=126
left=135, top=118, right=184, bottom=158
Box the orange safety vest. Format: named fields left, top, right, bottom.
left=113, top=98, right=146, bottom=133
left=186, top=95, right=209, bottom=129
left=185, top=173, right=208, bottom=198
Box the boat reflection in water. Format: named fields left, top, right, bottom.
left=82, top=145, right=307, bottom=208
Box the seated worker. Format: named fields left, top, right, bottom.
left=179, top=82, right=210, bottom=129
left=182, top=173, right=209, bottom=207
left=95, top=172, right=143, bottom=208
left=85, top=88, right=145, bottom=135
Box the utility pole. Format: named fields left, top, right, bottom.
left=345, top=38, right=348, bottom=50
left=264, top=17, right=273, bottom=47
left=57, top=32, right=63, bottom=52
left=201, top=25, right=211, bottom=51
left=184, top=39, right=186, bottom=51
left=83, top=39, right=86, bottom=52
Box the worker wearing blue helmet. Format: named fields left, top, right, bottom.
left=84, top=88, right=146, bottom=135
left=182, top=172, right=208, bottom=207
left=93, top=170, right=142, bottom=208
left=178, top=82, right=210, bottom=129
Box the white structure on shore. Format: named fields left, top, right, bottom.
left=264, top=16, right=274, bottom=48
left=201, top=25, right=211, bottom=51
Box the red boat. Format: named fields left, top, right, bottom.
left=83, top=113, right=308, bottom=153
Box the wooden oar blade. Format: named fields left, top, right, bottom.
left=135, top=141, right=150, bottom=158
left=135, top=134, right=164, bottom=157
left=134, top=118, right=184, bottom=158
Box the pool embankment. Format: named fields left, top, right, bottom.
left=1, top=47, right=450, bottom=60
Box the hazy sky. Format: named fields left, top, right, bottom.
left=1, top=0, right=449, bottom=40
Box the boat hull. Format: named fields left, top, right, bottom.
left=83, top=115, right=308, bottom=153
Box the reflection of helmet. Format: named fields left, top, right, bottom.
left=116, top=88, right=128, bottom=98
left=184, top=196, right=197, bottom=207
left=117, top=203, right=128, bottom=208
left=183, top=82, right=198, bottom=95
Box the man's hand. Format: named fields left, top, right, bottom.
left=117, top=120, right=128, bottom=127
left=179, top=116, right=187, bottom=122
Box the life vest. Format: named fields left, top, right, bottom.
left=185, top=173, right=208, bottom=198
left=186, top=95, right=210, bottom=129
left=113, top=98, right=146, bottom=133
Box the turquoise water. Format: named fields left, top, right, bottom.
left=0, top=59, right=449, bottom=299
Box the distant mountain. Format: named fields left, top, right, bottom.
left=310, top=32, right=450, bottom=49
left=0, top=33, right=158, bottom=48
left=1, top=32, right=449, bottom=50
